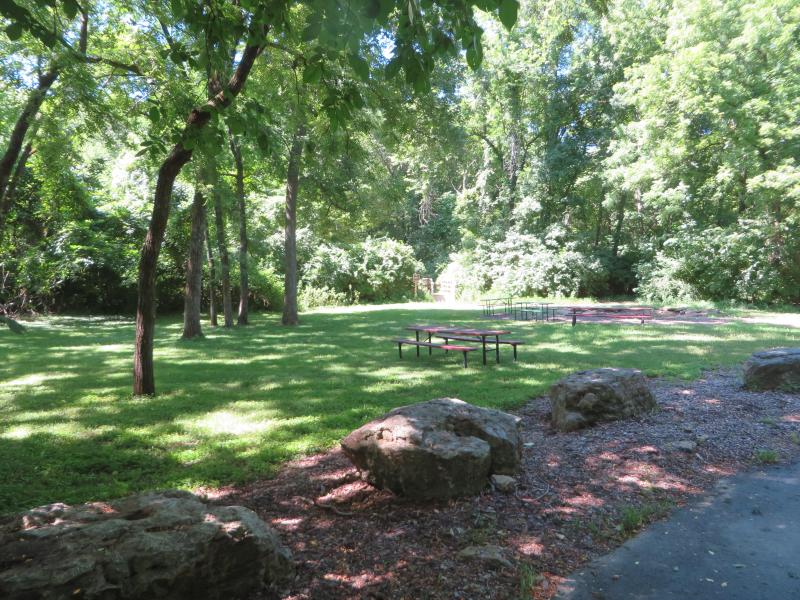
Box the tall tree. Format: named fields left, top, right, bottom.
left=208, top=158, right=233, bottom=327
left=182, top=186, right=205, bottom=339
left=281, top=123, right=304, bottom=326
left=204, top=212, right=218, bottom=326
left=228, top=130, right=249, bottom=325
left=0, top=2, right=140, bottom=231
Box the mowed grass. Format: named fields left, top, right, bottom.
left=1, top=303, right=798, bottom=514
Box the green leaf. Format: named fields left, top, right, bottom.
left=498, top=0, right=518, bottom=30
left=348, top=52, right=370, bottom=81
left=303, top=63, right=322, bottom=84
left=302, top=18, right=321, bottom=42
left=62, top=0, right=79, bottom=20
left=385, top=57, right=402, bottom=79
left=170, top=0, right=185, bottom=19
left=5, top=21, right=23, bottom=41
left=147, top=106, right=160, bottom=123
left=227, top=114, right=245, bottom=135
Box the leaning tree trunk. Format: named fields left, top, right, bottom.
left=0, top=69, right=58, bottom=229
left=204, top=211, right=218, bottom=327
left=282, top=125, right=305, bottom=326
left=208, top=159, right=233, bottom=327
left=133, top=42, right=263, bottom=396
left=229, top=131, right=249, bottom=325
left=0, top=142, right=33, bottom=237
left=182, top=187, right=206, bottom=339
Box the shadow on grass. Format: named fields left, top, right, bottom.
left=0, top=306, right=796, bottom=513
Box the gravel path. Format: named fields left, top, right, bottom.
left=215, top=369, right=800, bottom=600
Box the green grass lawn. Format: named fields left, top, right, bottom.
left=1, top=303, right=797, bottom=514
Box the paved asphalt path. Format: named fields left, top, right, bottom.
left=555, top=462, right=800, bottom=599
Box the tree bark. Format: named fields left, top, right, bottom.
left=0, top=142, right=33, bottom=234
left=204, top=210, right=218, bottom=326
left=282, top=125, right=305, bottom=326
left=0, top=69, right=58, bottom=209
left=209, top=159, right=233, bottom=327
left=611, top=193, right=627, bottom=258
left=182, top=187, right=205, bottom=339
left=133, top=41, right=263, bottom=396
left=0, top=9, right=90, bottom=220
left=229, top=131, right=249, bottom=325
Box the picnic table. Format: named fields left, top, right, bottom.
left=405, top=324, right=518, bottom=365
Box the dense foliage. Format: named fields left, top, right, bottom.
left=1, top=0, right=798, bottom=318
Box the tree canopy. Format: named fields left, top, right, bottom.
left=1, top=0, right=798, bottom=390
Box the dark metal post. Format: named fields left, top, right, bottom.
left=495, top=335, right=500, bottom=363
left=572, top=312, right=577, bottom=327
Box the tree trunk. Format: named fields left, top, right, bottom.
left=229, top=131, right=249, bottom=325
left=0, top=69, right=58, bottom=211
left=204, top=210, right=218, bottom=326
left=611, top=193, right=627, bottom=258
left=0, top=142, right=33, bottom=235
left=133, top=41, right=263, bottom=396
left=182, top=187, right=205, bottom=339
left=134, top=144, right=193, bottom=395
left=282, top=125, right=305, bottom=326
left=208, top=159, right=233, bottom=327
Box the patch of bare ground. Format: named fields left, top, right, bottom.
left=214, top=369, right=800, bottom=600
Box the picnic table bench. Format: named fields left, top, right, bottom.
left=436, top=333, right=524, bottom=361
left=393, top=338, right=477, bottom=368
left=568, top=306, right=654, bottom=326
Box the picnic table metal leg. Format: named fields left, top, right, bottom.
left=398, top=342, right=403, bottom=359
left=572, top=313, right=577, bottom=327
left=427, top=332, right=432, bottom=355
left=443, top=337, right=449, bottom=353
left=481, top=336, right=487, bottom=365
left=415, top=331, right=420, bottom=356
left=495, top=335, right=500, bottom=363
left=462, top=351, right=468, bottom=368
left=513, top=344, right=517, bottom=361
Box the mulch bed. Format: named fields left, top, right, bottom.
left=215, top=369, right=800, bottom=600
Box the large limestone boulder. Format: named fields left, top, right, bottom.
left=0, top=490, right=293, bottom=600
left=341, top=398, right=522, bottom=500
left=743, top=347, right=800, bottom=391
left=549, top=368, right=656, bottom=432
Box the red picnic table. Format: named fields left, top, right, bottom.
left=405, top=324, right=518, bottom=365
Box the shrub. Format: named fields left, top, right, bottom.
left=352, top=237, right=424, bottom=301
left=300, top=237, right=422, bottom=303
left=445, top=232, right=610, bottom=298
left=298, top=285, right=351, bottom=310
left=248, top=260, right=284, bottom=311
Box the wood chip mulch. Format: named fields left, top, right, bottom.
left=213, top=369, right=800, bottom=600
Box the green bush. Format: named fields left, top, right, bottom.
left=636, top=219, right=799, bottom=304
left=298, top=285, right=351, bottom=310
left=248, top=260, right=284, bottom=311
left=444, top=232, right=611, bottom=298
left=300, top=237, right=422, bottom=303
left=352, top=237, right=424, bottom=301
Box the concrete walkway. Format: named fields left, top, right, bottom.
left=556, top=462, right=800, bottom=599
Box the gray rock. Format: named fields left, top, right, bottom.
left=341, top=398, right=522, bottom=500
left=743, top=348, right=800, bottom=391
left=0, top=490, right=293, bottom=600
left=549, top=368, right=657, bottom=432
left=671, top=440, right=698, bottom=452
left=458, top=545, right=513, bottom=569
left=491, top=474, right=517, bottom=493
